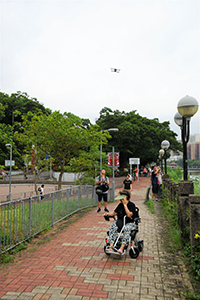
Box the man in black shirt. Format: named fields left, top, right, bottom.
left=104, top=190, right=136, bottom=255
left=123, top=174, right=132, bottom=192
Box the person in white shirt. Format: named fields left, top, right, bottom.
left=40, top=184, right=44, bottom=200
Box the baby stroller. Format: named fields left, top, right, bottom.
left=104, top=207, right=143, bottom=258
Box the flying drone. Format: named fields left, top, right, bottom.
left=111, top=68, right=120, bottom=73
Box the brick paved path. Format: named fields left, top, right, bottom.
left=0, top=178, right=193, bottom=300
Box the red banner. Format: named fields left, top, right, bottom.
left=108, top=152, right=119, bottom=167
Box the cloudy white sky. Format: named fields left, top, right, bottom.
left=0, top=0, right=199, bottom=139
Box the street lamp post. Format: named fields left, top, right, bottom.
left=112, top=146, right=115, bottom=202
left=159, top=149, right=164, bottom=170
left=100, top=139, right=103, bottom=171
left=107, top=128, right=119, bottom=202
left=161, top=140, right=170, bottom=174
left=5, top=143, right=12, bottom=201
left=99, top=128, right=119, bottom=201
left=175, top=95, right=199, bottom=180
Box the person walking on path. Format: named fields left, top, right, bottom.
left=96, top=169, right=109, bottom=213
left=151, top=165, right=159, bottom=201
left=123, top=174, right=132, bottom=193
left=148, top=165, right=152, bottom=177
left=134, top=166, right=138, bottom=180
left=157, top=169, right=163, bottom=200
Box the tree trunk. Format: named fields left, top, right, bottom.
left=34, top=171, right=41, bottom=194
left=58, top=171, right=64, bottom=190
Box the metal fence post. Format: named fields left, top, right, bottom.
left=78, top=186, right=80, bottom=209
left=67, top=189, right=69, bottom=217
left=51, top=193, right=54, bottom=227
left=86, top=185, right=89, bottom=207
left=28, top=197, right=31, bottom=239
left=94, top=186, right=96, bottom=205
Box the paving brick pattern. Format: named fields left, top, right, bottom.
left=0, top=178, right=193, bottom=299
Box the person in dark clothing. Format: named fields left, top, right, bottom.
left=123, top=174, right=132, bottom=193
left=104, top=190, right=136, bottom=255
left=151, top=165, right=159, bottom=201
left=96, top=169, right=109, bottom=212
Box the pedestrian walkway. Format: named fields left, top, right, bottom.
left=0, top=178, right=193, bottom=300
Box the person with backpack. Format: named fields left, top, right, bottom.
left=96, top=169, right=109, bottom=213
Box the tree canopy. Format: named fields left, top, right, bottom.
left=0, top=91, right=51, bottom=126
left=0, top=90, right=182, bottom=182
left=16, top=111, right=109, bottom=189
left=96, top=107, right=182, bottom=168
left=0, top=91, right=51, bottom=166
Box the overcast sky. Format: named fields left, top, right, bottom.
left=0, top=0, right=199, bottom=139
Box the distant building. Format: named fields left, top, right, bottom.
left=189, top=134, right=200, bottom=143
left=188, top=143, right=195, bottom=159
left=168, top=136, right=200, bottom=161
left=187, top=141, right=200, bottom=160
left=195, top=142, right=200, bottom=160
left=168, top=149, right=182, bottom=162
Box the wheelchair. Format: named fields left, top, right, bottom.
left=104, top=207, right=143, bottom=259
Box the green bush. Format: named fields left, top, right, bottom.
left=164, top=168, right=200, bottom=290
left=167, top=167, right=183, bottom=183
left=160, top=189, right=182, bottom=250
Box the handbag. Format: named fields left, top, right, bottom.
left=95, top=183, right=109, bottom=195
left=101, top=183, right=109, bottom=192
left=95, top=185, right=103, bottom=195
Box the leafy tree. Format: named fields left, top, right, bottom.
left=0, top=102, right=5, bottom=121
left=68, top=143, right=112, bottom=185
left=96, top=108, right=182, bottom=168
left=16, top=111, right=107, bottom=189
left=0, top=91, right=51, bottom=126
left=0, top=123, right=22, bottom=167
left=0, top=91, right=52, bottom=168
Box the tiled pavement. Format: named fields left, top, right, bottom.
left=0, top=178, right=194, bottom=300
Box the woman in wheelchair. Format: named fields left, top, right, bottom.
left=104, top=189, right=137, bottom=255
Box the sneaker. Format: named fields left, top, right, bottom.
left=117, top=249, right=123, bottom=255
left=104, top=207, right=109, bottom=212
left=97, top=208, right=101, bottom=213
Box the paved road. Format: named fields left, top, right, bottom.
left=0, top=178, right=193, bottom=300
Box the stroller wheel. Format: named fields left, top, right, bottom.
left=104, top=246, right=111, bottom=256
left=129, top=247, right=139, bottom=259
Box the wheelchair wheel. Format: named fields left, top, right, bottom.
left=138, top=240, right=144, bottom=252
left=104, top=246, right=110, bottom=256
left=129, top=247, right=139, bottom=259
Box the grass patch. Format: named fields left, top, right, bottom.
left=144, top=198, right=155, bottom=214
left=0, top=195, right=95, bottom=254
left=0, top=207, right=93, bottom=266
left=0, top=242, right=28, bottom=265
